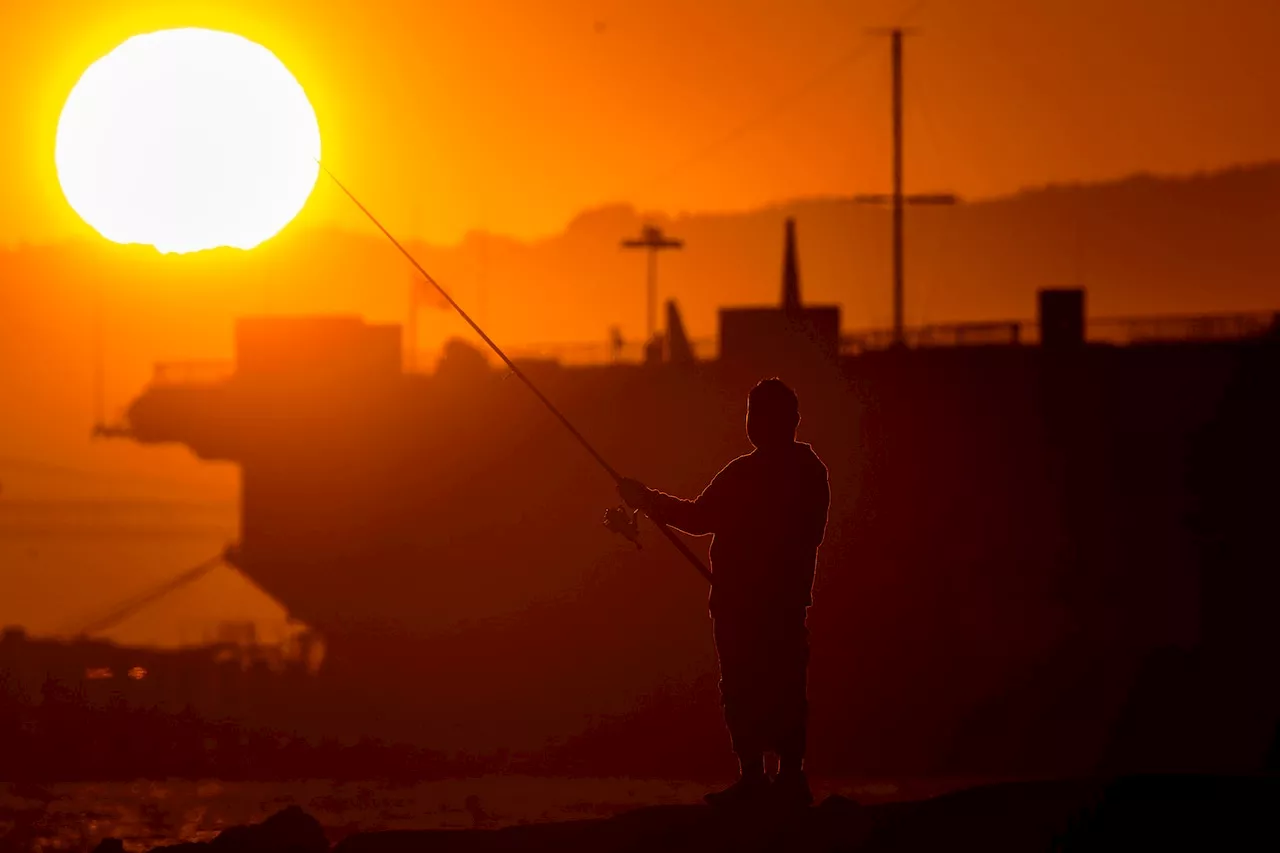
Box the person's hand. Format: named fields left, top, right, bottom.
left=618, top=477, right=654, bottom=511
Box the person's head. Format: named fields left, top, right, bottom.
left=746, top=378, right=800, bottom=449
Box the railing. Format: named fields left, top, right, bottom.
left=411, top=338, right=718, bottom=370
left=842, top=322, right=1024, bottom=354
left=1087, top=312, right=1278, bottom=345
left=150, top=312, right=1278, bottom=385
left=839, top=311, right=1278, bottom=356
left=152, top=360, right=235, bottom=386
left=501, top=337, right=718, bottom=366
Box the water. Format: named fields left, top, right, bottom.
left=1, top=777, right=706, bottom=851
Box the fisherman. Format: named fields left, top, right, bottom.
left=618, top=378, right=830, bottom=808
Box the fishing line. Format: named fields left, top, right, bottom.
left=317, top=162, right=712, bottom=584
left=73, top=552, right=226, bottom=637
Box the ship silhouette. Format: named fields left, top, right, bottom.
left=106, top=219, right=1280, bottom=777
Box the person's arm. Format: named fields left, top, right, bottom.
left=647, top=485, right=717, bottom=536
left=618, top=463, right=736, bottom=537
left=806, top=467, right=831, bottom=549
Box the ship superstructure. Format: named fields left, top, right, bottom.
left=111, top=221, right=1280, bottom=774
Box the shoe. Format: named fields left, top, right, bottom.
left=704, top=773, right=770, bottom=808
left=772, top=770, right=813, bottom=807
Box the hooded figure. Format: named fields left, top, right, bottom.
left=618, top=377, right=830, bottom=807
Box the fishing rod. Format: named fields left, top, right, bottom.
left=317, top=162, right=712, bottom=585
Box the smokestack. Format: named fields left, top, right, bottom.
left=665, top=300, right=696, bottom=365
left=781, top=218, right=802, bottom=315
left=1039, top=288, right=1086, bottom=349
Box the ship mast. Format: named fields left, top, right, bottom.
left=856, top=29, right=956, bottom=347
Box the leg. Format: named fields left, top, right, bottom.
left=774, top=611, right=810, bottom=773
left=713, top=614, right=766, bottom=778
left=704, top=614, right=773, bottom=807
left=767, top=609, right=813, bottom=805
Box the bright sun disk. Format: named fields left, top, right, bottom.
left=56, top=28, right=321, bottom=254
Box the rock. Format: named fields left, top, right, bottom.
left=333, top=775, right=1280, bottom=853
left=815, top=794, right=861, bottom=815
left=215, top=806, right=327, bottom=853
left=141, top=776, right=1280, bottom=853
left=6, top=782, right=60, bottom=803
left=335, top=802, right=853, bottom=853
left=91, top=839, right=125, bottom=853
left=155, top=806, right=327, bottom=853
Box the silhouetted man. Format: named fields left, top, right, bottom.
left=619, top=378, right=830, bottom=807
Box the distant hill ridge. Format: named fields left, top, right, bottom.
left=1, top=161, right=1278, bottom=641
left=2, top=160, right=1279, bottom=433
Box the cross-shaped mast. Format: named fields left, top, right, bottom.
left=622, top=224, right=684, bottom=342
left=856, top=29, right=957, bottom=347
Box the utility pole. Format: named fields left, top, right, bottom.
left=891, top=29, right=904, bottom=343
left=621, top=224, right=683, bottom=342
left=90, top=282, right=130, bottom=438
left=406, top=203, right=424, bottom=372
left=856, top=28, right=956, bottom=347
left=406, top=273, right=419, bottom=372
left=92, top=280, right=105, bottom=430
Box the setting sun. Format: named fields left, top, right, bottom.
left=55, top=28, right=320, bottom=254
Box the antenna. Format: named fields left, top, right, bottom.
left=90, top=283, right=131, bottom=439
left=478, top=221, right=489, bottom=329
left=406, top=272, right=419, bottom=372
left=92, top=281, right=105, bottom=430
left=405, top=203, right=425, bottom=372
left=478, top=196, right=490, bottom=328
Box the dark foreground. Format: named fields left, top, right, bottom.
left=92, top=775, right=1280, bottom=853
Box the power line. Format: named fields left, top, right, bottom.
left=638, top=0, right=930, bottom=193
left=73, top=552, right=227, bottom=637
left=642, top=43, right=875, bottom=191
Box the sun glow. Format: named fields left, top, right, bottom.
left=55, top=28, right=321, bottom=254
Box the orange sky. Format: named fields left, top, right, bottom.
left=3, top=0, right=1279, bottom=247
left=2, top=0, right=1280, bottom=647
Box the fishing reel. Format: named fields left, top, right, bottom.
left=603, top=505, right=642, bottom=549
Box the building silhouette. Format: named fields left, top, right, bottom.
left=97, top=219, right=1280, bottom=776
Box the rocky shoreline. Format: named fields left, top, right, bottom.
left=87, top=775, right=1280, bottom=853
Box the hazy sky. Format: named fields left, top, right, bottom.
left=3, top=0, right=1279, bottom=646
left=2, top=0, right=1278, bottom=246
